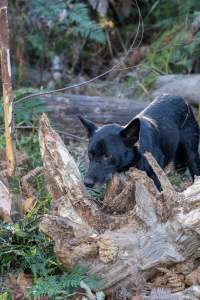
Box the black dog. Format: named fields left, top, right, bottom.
left=79, top=94, right=200, bottom=190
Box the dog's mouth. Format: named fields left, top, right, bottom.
left=84, top=173, right=113, bottom=188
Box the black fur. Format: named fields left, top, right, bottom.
left=79, top=94, right=200, bottom=190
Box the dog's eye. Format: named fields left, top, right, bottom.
left=102, top=154, right=112, bottom=161
left=89, top=151, right=94, bottom=159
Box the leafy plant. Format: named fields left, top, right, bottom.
left=0, top=133, right=5, bottom=150
left=0, top=109, right=101, bottom=298
left=145, top=25, right=200, bottom=75
left=69, top=3, right=106, bottom=43
left=0, top=199, right=52, bottom=275
left=0, top=88, right=48, bottom=127
left=0, top=197, right=100, bottom=298
left=0, top=291, right=12, bottom=300
left=142, top=0, right=200, bottom=75
left=28, top=264, right=100, bottom=299
left=10, top=0, right=106, bottom=67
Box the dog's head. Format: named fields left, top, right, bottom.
left=79, top=116, right=140, bottom=188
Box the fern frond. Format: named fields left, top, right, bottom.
left=143, top=287, right=179, bottom=300
left=69, top=3, right=106, bottom=43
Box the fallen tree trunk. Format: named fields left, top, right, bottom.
left=39, top=114, right=200, bottom=299
left=41, top=93, right=147, bottom=136
left=151, top=74, right=200, bottom=106
left=41, top=77, right=200, bottom=138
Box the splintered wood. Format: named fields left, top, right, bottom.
left=39, top=114, right=200, bottom=299
left=0, top=180, right=12, bottom=222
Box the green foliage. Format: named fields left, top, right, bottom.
left=12, top=0, right=105, bottom=62
left=16, top=132, right=42, bottom=170
left=143, top=0, right=200, bottom=74
left=28, top=264, right=100, bottom=299
left=7, top=0, right=108, bottom=87
left=0, top=89, right=48, bottom=172
left=0, top=134, right=6, bottom=150
left=143, top=0, right=200, bottom=29
left=0, top=90, right=101, bottom=299
left=14, top=98, right=48, bottom=126
left=69, top=3, right=106, bottom=43
left=7, top=0, right=200, bottom=89
left=167, top=168, right=191, bottom=191
left=0, top=101, right=3, bottom=126
left=145, top=25, right=200, bottom=74
left=122, top=1, right=200, bottom=99
left=0, top=88, right=48, bottom=127
left=0, top=197, right=52, bottom=275
left=0, top=196, right=100, bottom=298
left=89, top=185, right=106, bottom=202
left=13, top=88, right=49, bottom=126
left=0, top=292, right=12, bottom=300
left=0, top=219, right=100, bottom=298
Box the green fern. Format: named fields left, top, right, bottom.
left=0, top=132, right=5, bottom=150
left=0, top=88, right=48, bottom=127
left=69, top=3, right=106, bottom=43
left=0, top=183, right=52, bottom=274
left=143, top=0, right=200, bottom=75
left=28, top=264, right=100, bottom=299
left=14, top=98, right=48, bottom=125
left=0, top=291, right=12, bottom=300
left=29, top=276, right=61, bottom=299
left=145, top=24, right=200, bottom=75
left=28, top=0, right=105, bottom=45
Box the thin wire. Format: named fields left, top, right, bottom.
left=1, top=125, right=86, bottom=141
left=14, top=0, right=144, bottom=105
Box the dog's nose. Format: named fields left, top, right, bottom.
left=84, top=177, right=95, bottom=188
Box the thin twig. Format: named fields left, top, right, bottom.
left=116, top=27, right=128, bottom=54
left=21, top=166, right=43, bottom=197
left=55, top=129, right=87, bottom=141
left=106, top=30, right=114, bottom=58
left=0, top=125, right=86, bottom=141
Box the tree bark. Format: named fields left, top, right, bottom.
left=0, top=0, right=15, bottom=176
left=41, top=93, right=147, bottom=136
left=39, top=114, right=200, bottom=299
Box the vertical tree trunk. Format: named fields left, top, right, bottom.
left=0, top=0, right=15, bottom=176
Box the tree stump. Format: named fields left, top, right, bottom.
left=39, top=114, right=200, bottom=299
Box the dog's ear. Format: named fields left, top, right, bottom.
left=120, top=118, right=140, bottom=146
left=78, top=115, right=98, bottom=138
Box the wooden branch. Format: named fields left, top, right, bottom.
left=0, top=0, right=15, bottom=176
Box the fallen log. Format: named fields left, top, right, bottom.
left=41, top=93, right=147, bottom=136
left=151, top=74, right=200, bottom=106
left=39, top=114, right=200, bottom=299
left=41, top=83, right=200, bottom=140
